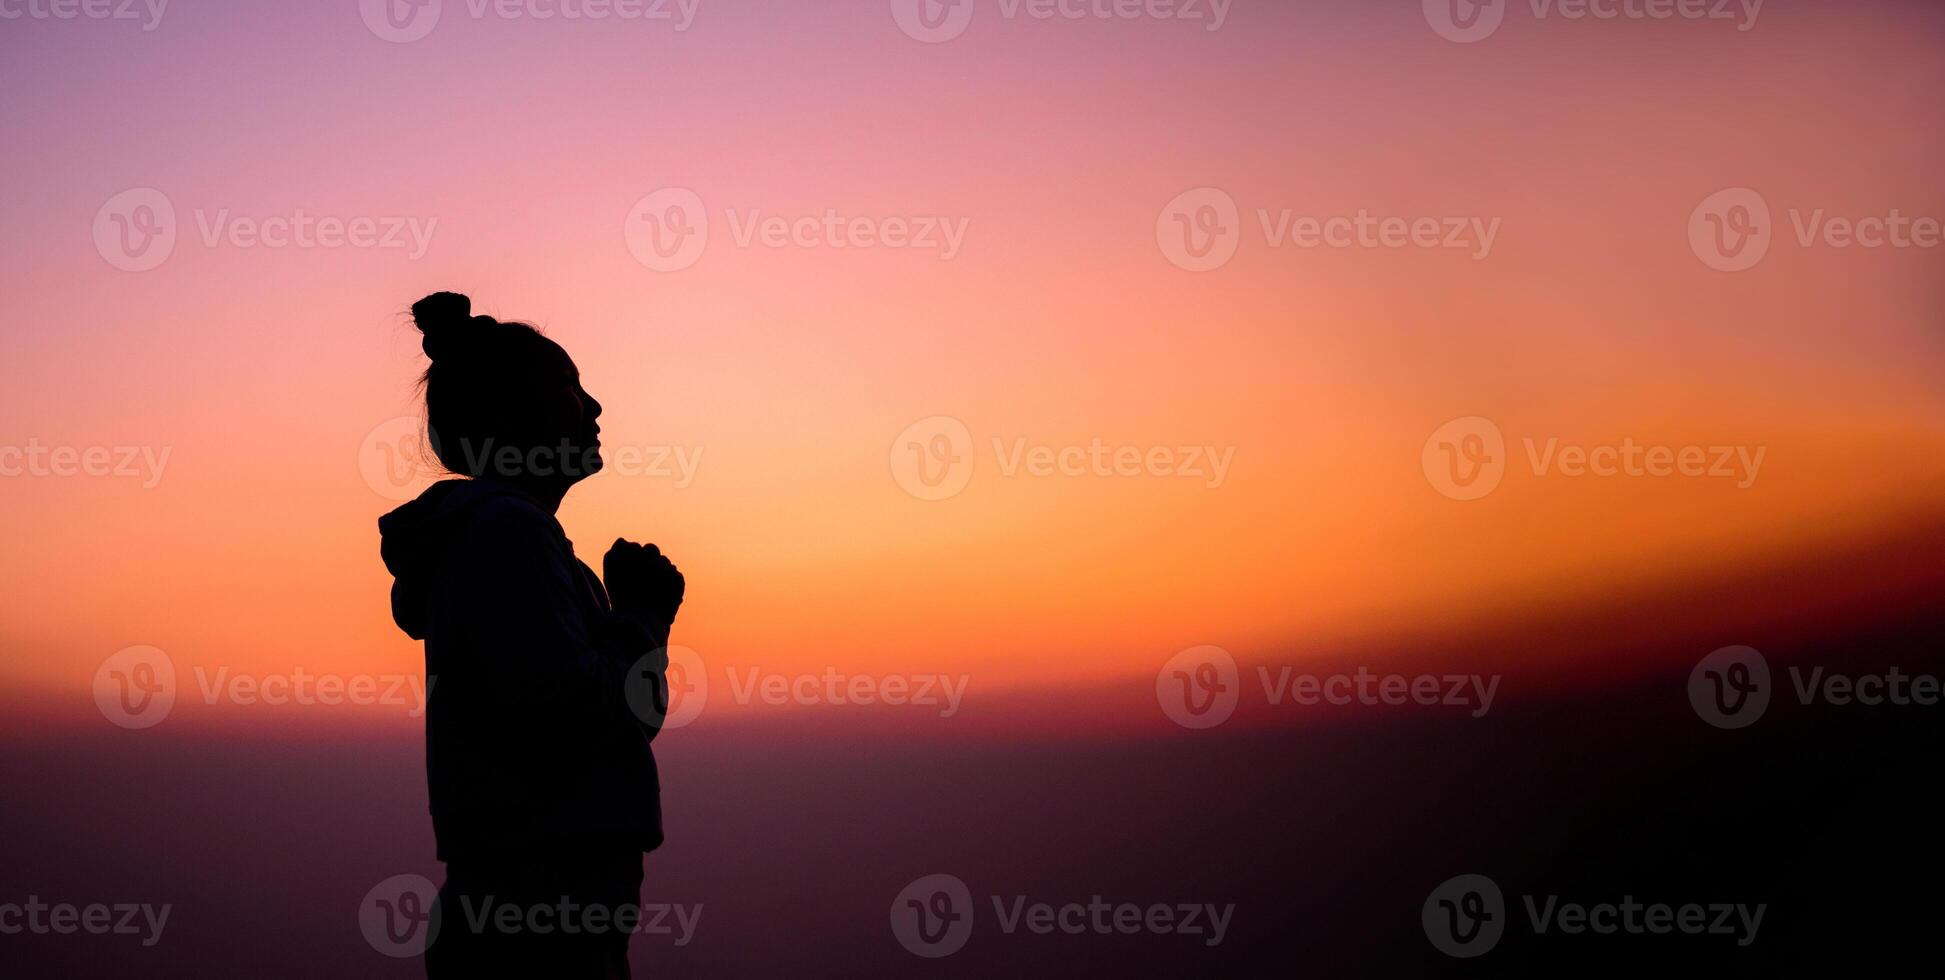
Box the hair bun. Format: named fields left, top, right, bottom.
left=412, top=291, right=481, bottom=362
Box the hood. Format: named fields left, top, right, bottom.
left=378, top=479, right=531, bottom=639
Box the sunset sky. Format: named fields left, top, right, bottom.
left=2, top=0, right=1941, bottom=732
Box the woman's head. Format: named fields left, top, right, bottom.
left=411, top=291, right=603, bottom=485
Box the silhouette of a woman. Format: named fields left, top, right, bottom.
left=378, top=292, right=682, bottom=978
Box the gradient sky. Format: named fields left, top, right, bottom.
left=2, top=0, right=1942, bottom=731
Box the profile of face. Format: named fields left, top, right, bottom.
left=412, top=291, right=606, bottom=490
left=532, top=341, right=605, bottom=485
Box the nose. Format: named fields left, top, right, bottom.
left=584, top=389, right=603, bottom=421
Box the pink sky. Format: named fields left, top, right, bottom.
left=2, top=0, right=1942, bottom=729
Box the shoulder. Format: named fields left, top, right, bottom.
left=457, top=486, right=568, bottom=555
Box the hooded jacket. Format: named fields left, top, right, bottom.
left=379, top=479, right=665, bottom=861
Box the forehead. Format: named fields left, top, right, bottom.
left=531, top=337, right=576, bottom=376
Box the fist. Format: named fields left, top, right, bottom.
left=604, top=538, right=684, bottom=626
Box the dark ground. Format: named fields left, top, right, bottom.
left=3, top=529, right=1941, bottom=977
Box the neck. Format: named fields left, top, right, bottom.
left=480, top=474, right=572, bottom=515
